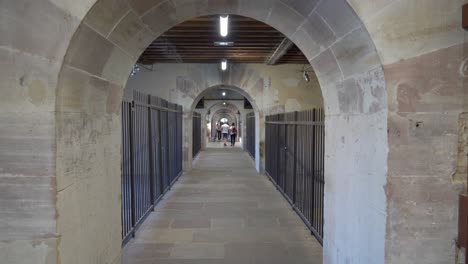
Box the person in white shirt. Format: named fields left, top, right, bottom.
left=221, top=122, right=230, bottom=146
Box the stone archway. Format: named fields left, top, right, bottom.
left=208, top=103, right=240, bottom=129
left=209, top=104, right=240, bottom=142
left=1, top=1, right=389, bottom=264
left=188, top=85, right=261, bottom=171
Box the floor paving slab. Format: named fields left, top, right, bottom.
left=123, top=147, right=322, bottom=263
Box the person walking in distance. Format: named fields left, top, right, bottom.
left=230, top=123, right=237, bottom=147
left=221, top=122, right=230, bottom=147
left=215, top=122, right=221, bottom=142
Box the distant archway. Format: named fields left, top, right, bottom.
left=191, top=85, right=261, bottom=170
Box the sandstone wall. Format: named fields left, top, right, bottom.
left=0, top=0, right=465, bottom=263
left=350, top=1, right=468, bottom=262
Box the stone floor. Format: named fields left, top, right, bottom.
left=205, top=141, right=242, bottom=149
left=123, top=147, right=323, bottom=264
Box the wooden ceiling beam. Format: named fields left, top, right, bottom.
left=160, top=35, right=285, bottom=39
left=139, top=14, right=308, bottom=65
left=145, top=48, right=274, bottom=51
left=149, top=43, right=280, bottom=46
left=143, top=54, right=268, bottom=57
left=265, top=38, right=294, bottom=65
left=143, top=50, right=274, bottom=54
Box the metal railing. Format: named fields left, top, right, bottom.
left=121, top=91, right=183, bottom=245
left=192, top=112, right=201, bottom=159
left=265, top=109, right=325, bottom=243
left=246, top=112, right=255, bottom=158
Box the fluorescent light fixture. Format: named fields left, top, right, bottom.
left=214, top=41, right=234, bottom=47
left=220, top=15, right=229, bottom=37
left=222, top=92, right=226, bottom=96
left=221, top=60, right=227, bottom=71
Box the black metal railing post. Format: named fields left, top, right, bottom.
left=292, top=111, right=298, bottom=205
left=129, top=100, right=136, bottom=237
left=121, top=91, right=184, bottom=246
left=264, top=108, right=324, bottom=244
left=147, top=95, right=155, bottom=207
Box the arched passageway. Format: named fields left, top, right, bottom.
left=4, top=1, right=388, bottom=263
left=210, top=109, right=238, bottom=140
left=60, top=0, right=388, bottom=257
left=1, top=1, right=465, bottom=264
left=187, top=85, right=262, bottom=171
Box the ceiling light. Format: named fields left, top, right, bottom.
left=222, top=92, right=226, bottom=96
left=220, top=15, right=229, bottom=37
left=223, top=102, right=226, bottom=105
left=214, top=41, right=234, bottom=47
left=221, top=59, right=227, bottom=71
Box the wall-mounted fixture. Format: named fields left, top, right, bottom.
left=220, top=15, right=229, bottom=37
left=303, top=71, right=310, bottom=82
left=130, top=64, right=140, bottom=76
left=129, top=63, right=154, bottom=77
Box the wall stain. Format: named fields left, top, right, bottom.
left=28, top=80, right=47, bottom=107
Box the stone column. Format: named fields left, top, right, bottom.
left=183, top=111, right=193, bottom=172
left=236, top=112, right=241, bottom=142
left=240, top=110, right=248, bottom=150
left=255, top=111, right=262, bottom=173
left=199, top=109, right=208, bottom=151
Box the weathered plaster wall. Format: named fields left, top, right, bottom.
left=56, top=67, right=123, bottom=264
left=125, top=63, right=323, bottom=114
left=384, top=44, right=466, bottom=263
left=1, top=0, right=465, bottom=264
left=349, top=1, right=468, bottom=263
left=455, top=113, right=468, bottom=184
left=460, top=29, right=468, bottom=187
left=3, top=1, right=383, bottom=263
left=0, top=1, right=81, bottom=263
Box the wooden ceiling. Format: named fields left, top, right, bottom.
left=138, top=15, right=308, bottom=65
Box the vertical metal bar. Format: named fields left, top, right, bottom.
left=320, top=109, right=325, bottom=237
left=249, top=108, right=325, bottom=243
left=312, top=109, right=316, bottom=231
left=311, top=109, right=316, bottom=229
left=276, top=114, right=281, bottom=190
left=157, top=107, right=163, bottom=197
left=164, top=105, right=169, bottom=188
left=302, top=110, right=306, bottom=216
left=308, top=110, right=311, bottom=226
left=129, top=101, right=136, bottom=236
left=121, top=92, right=185, bottom=245
left=148, top=96, right=155, bottom=206
left=292, top=111, right=298, bottom=204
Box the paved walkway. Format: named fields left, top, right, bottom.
left=205, top=141, right=242, bottom=149
left=123, top=148, right=322, bottom=264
